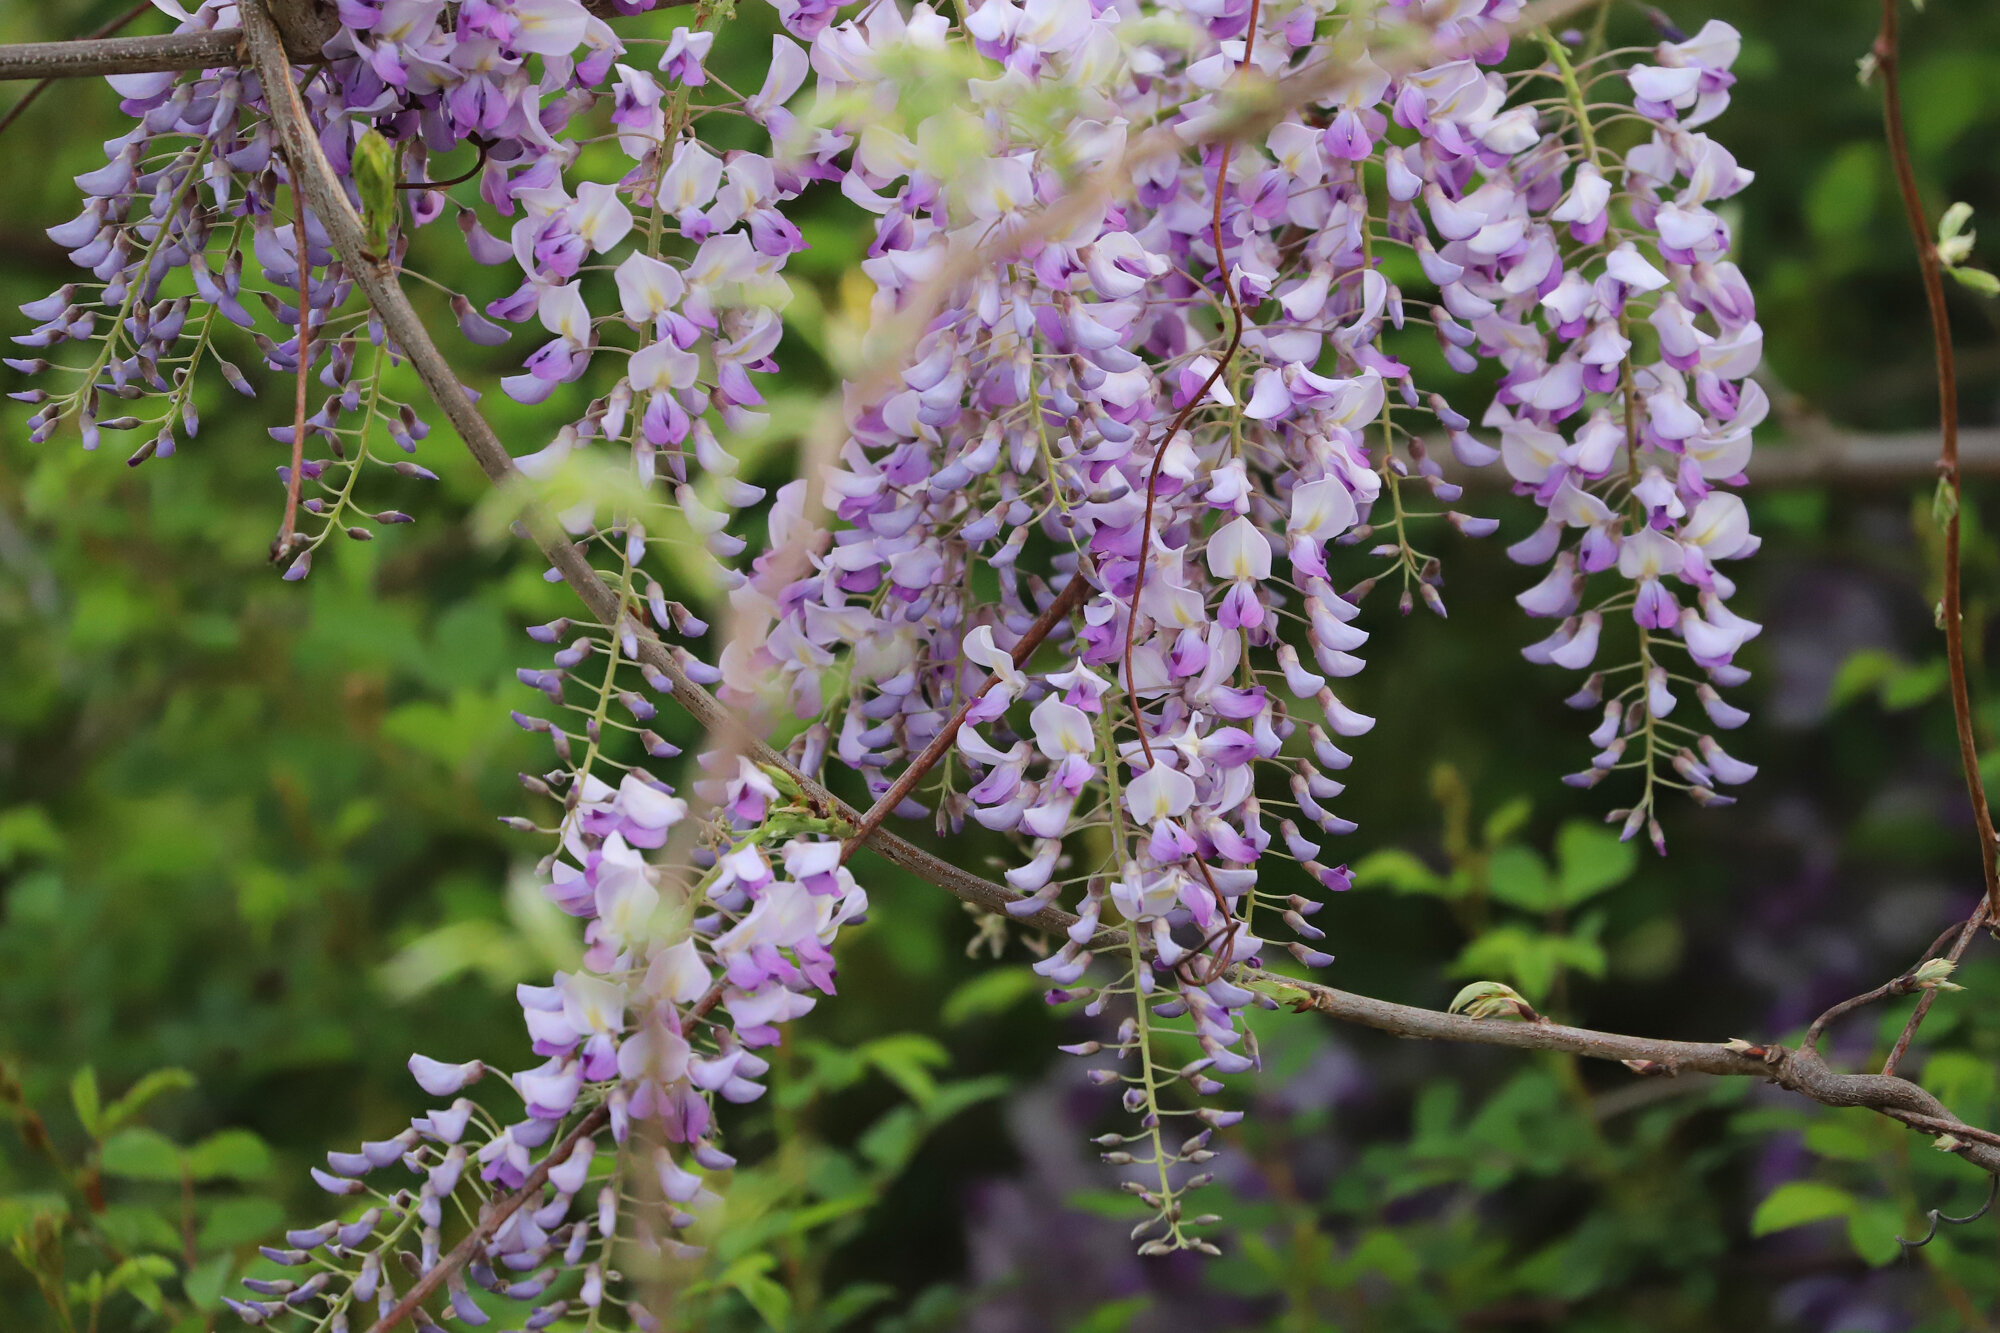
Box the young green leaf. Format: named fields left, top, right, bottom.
left=184, top=1129, right=273, bottom=1182
left=351, top=128, right=399, bottom=259
left=1750, top=1181, right=1856, bottom=1236
left=98, top=1128, right=184, bottom=1182
left=70, top=1066, right=101, bottom=1139
left=102, top=1068, right=196, bottom=1134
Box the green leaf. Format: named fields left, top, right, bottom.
left=856, top=1106, right=921, bottom=1173
left=731, top=1270, right=793, bottom=1331
left=183, top=1253, right=233, bottom=1312
left=1552, top=821, right=1638, bottom=906
left=1062, top=1188, right=1144, bottom=1220
left=1340, top=1227, right=1419, bottom=1285
left=1481, top=796, right=1532, bottom=849
left=1828, top=649, right=1947, bottom=712
left=940, top=967, right=1043, bottom=1026
left=1804, top=140, right=1882, bottom=239
left=1067, top=1295, right=1151, bottom=1333
left=1846, top=1198, right=1906, bottom=1267
left=197, top=1197, right=286, bottom=1250
left=1933, top=476, right=1961, bottom=531
left=820, top=1282, right=896, bottom=1330
left=859, top=1034, right=950, bottom=1107
left=1350, top=848, right=1446, bottom=896
left=102, top=1069, right=196, bottom=1134
left=1750, top=1181, right=1857, bottom=1236
left=1803, top=1114, right=1881, bottom=1164
left=98, top=1128, right=184, bottom=1182
left=71, top=1066, right=101, bottom=1139
left=1921, top=1050, right=1995, bottom=1122
left=1904, top=52, right=1989, bottom=155
left=1455, top=927, right=1604, bottom=995
left=1950, top=266, right=2000, bottom=298
left=96, top=1204, right=181, bottom=1255
left=0, top=1193, right=69, bottom=1246
left=104, top=1254, right=176, bottom=1314
left=1828, top=649, right=1901, bottom=709
left=352, top=128, right=399, bottom=257
left=1486, top=846, right=1556, bottom=912
left=0, top=806, right=62, bottom=869
left=1880, top=658, right=1949, bottom=711
left=184, top=1130, right=272, bottom=1183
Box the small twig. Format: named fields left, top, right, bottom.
left=395, top=139, right=490, bottom=191
left=0, top=2, right=153, bottom=140
left=1874, top=0, right=2000, bottom=920
left=1803, top=980, right=1903, bottom=1053
left=1884, top=899, right=1991, bottom=1077
left=363, top=1104, right=609, bottom=1333
left=274, top=205, right=311, bottom=561
left=837, top=573, right=1090, bottom=866
left=1900, top=1174, right=1999, bottom=1251
left=1803, top=901, right=1988, bottom=1058
left=1887, top=1111, right=2000, bottom=1152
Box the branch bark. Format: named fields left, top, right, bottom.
left=0, top=0, right=690, bottom=82
left=0, top=31, right=242, bottom=81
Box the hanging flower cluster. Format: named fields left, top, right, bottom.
left=231, top=760, right=867, bottom=1328
left=1493, top=21, right=1762, bottom=850
left=8, top=0, right=1763, bottom=1304
left=741, top=0, right=1763, bottom=1247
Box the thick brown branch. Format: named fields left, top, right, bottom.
left=0, top=31, right=242, bottom=81
left=0, top=0, right=691, bottom=82
left=1256, top=975, right=2000, bottom=1174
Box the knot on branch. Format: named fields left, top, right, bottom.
left=266, top=0, right=340, bottom=62
left=1769, top=1045, right=2000, bottom=1174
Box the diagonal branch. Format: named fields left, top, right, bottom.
left=363, top=1105, right=608, bottom=1333
left=838, top=573, right=1091, bottom=866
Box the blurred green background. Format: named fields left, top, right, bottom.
left=4, top=1, right=2000, bottom=1330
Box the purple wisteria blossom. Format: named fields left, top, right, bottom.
left=11, top=0, right=1765, bottom=1300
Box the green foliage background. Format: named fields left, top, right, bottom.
left=3, top=1, right=2000, bottom=1330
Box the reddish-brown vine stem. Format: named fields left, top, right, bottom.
left=274, top=206, right=311, bottom=560
left=1867, top=0, right=1998, bottom=1084
left=1874, top=0, right=2000, bottom=921
left=838, top=572, right=1091, bottom=866
left=1119, top=0, right=1263, bottom=985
